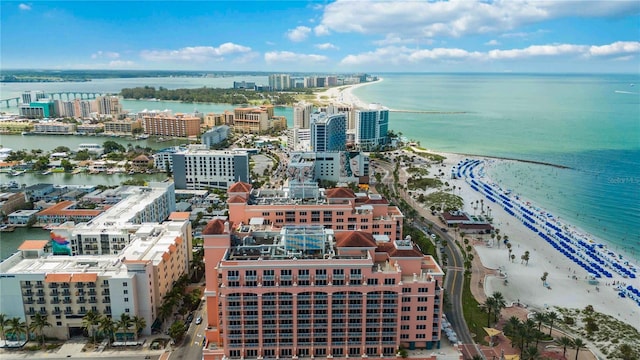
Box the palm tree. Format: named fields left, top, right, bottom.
left=98, top=316, right=115, bottom=345
left=573, top=338, right=586, bottom=360
left=7, top=317, right=27, bottom=342
left=555, top=336, right=574, bottom=358
left=532, top=312, right=547, bottom=332
left=522, top=346, right=541, bottom=360
left=484, top=297, right=497, bottom=327
left=28, top=313, right=51, bottom=348
left=545, top=311, right=559, bottom=336
left=132, top=316, right=146, bottom=340
left=504, top=316, right=522, bottom=336
left=618, top=343, right=634, bottom=360
left=116, top=314, right=133, bottom=341
left=520, top=319, right=538, bottom=354
left=82, top=310, right=101, bottom=344
left=0, top=313, right=7, bottom=341
left=491, top=291, right=506, bottom=322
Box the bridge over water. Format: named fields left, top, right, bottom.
left=0, top=92, right=117, bottom=108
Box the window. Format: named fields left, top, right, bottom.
left=125, top=308, right=130, bottom=313
left=416, top=324, right=426, bottom=329
left=384, top=278, right=396, bottom=285
left=123, top=290, right=128, bottom=294
left=417, top=306, right=428, bottom=312
left=367, top=278, right=378, bottom=285
left=122, top=282, right=128, bottom=287
left=402, top=287, right=411, bottom=293
left=124, top=298, right=129, bottom=302
left=418, top=287, right=429, bottom=293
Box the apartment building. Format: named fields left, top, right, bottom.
left=202, top=222, right=444, bottom=360
left=142, top=113, right=201, bottom=138
left=293, top=102, right=314, bottom=129
left=171, top=149, right=250, bottom=190
left=354, top=104, right=389, bottom=151
left=310, top=112, right=347, bottom=152
left=36, top=200, right=104, bottom=225
left=202, top=125, right=230, bottom=148
left=226, top=181, right=402, bottom=240
left=288, top=151, right=369, bottom=185
left=33, top=121, right=76, bottom=134
left=47, top=182, right=176, bottom=256
left=103, top=119, right=142, bottom=135
left=0, top=216, right=192, bottom=340
left=233, top=107, right=270, bottom=134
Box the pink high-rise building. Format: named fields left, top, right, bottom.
left=226, top=182, right=404, bottom=241
left=202, top=184, right=445, bottom=360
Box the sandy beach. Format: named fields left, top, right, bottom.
left=314, top=78, right=383, bottom=108
left=434, top=152, right=640, bottom=331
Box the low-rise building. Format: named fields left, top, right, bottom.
left=0, top=216, right=192, bottom=340
left=33, top=121, right=76, bottom=134
left=8, top=209, right=39, bottom=226
left=36, top=200, right=104, bottom=225
left=0, top=191, right=27, bottom=216
left=202, top=125, right=230, bottom=148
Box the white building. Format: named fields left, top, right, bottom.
left=0, top=215, right=192, bottom=340
left=48, top=181, right=177, bottom=256
left=287, top=151, right=370, bottom=184
left=171, top=148, right=250, bottom=190
left=293, top=102, right=313, bottom=129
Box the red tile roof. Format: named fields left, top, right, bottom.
left=325, top=188, right=355, bottom=199
left=376, top=242, right=424, bottom=258
left=335, top=231, right=376, bottom=248
left=71, top=273, right=97, bottom=282
left=45, top=273, right=72, bottom=283
left=227, top=195, right=247, bottom=204
left=18, top=240, right=49, bottom=251
left=203, top=219, right=227, bottom=235
left=228, top=182, right=252, bottom=193
left=36, top=201, right=103, bottom=217
left=168, top=212, right=190, bottom=220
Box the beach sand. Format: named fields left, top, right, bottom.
left=313, top=78, right=383, bottom=108
left=435, top=152, right=640, bottom=332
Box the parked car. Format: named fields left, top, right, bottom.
left=195, top=316, right=202, bottom=325
left=186, top=313, right=194, bottom=323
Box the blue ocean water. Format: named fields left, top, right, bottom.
left=353, top=73, right=640, bottom=261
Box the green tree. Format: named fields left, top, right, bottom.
left=82, top=310, right=101, bottom=344
left=103, top=140, right=126, bottom=154
left=7, top=317, right=27, bottom=341
left=168, top=320, right=186, bottom=342
left=533, top=312, right=547, bottom=333
left=98, top=316, right=115, bottom=345
left=54, top=146, right=71, bottom=153
left=0, top=313, right=7, bottom=341
left=61, top=159, right=74, bottom=172
left=617, top=343, right=635, bottom=360
left=132, top=316, right=146, bottom=340
left=116, top=314, right=133, bottom=341
left=28, top=313, right=51, bottom=347
left=555, top=336, right=574, bottom=358
left=545, top=311, right=560, bottom=336
left=522, top=346, right=541, bottom=360
left=573, top=338, right=586, bottom=360
left=75, top=149, right=91, bottom=161
left=491, top=291, right=506, bottom=323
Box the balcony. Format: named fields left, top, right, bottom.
left=50, top=298, right=60, bottom=304
left=63, top=299, right=72, bottom=304
left=52, top=309, right=61, bottom=315
left=25, top=299, right=34, bottom=304
left=61, top=284, right=70, bottom=288
left=101, top=290, right=110, bottom=296
left=88, top=290, right=97, bottom=296
left=64, top=310, right=73, bottom=315
left=26, top=309, right=36, bottom=315
left=50, top=291, right=59, bottom=296
left=62, top=290, right=71, bottom=296
left=48, top=283, right=59, bottom=289
left=37, top=298, right=46, bottom=304
left=35, top=283, right=44, bottom=288
left=39, top=310, right=48, bottom=315
left=21, top=283, right=32, bottom=289
left=87, top=283, right=96, bottom=288
left=89, top=298, right=97, bottom=304
left=77, top=298, right=87, bottom=303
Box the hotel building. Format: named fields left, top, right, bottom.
left=226, top=181, right=402, bottom=241
left=103, top=119, right=142, bottom=135
left=310, top=112, right=347, bottom=152
left=0, top=214, right=192, bottom=340
left=287, top=151, right=369, bottom=185
left=354, top=104, right=389, bottom=151
left=142, top=112, right=201, bottom=138
left=293, top=102, right=314, bottom=129
left=171, top=148, right=250, bottom=190
left=202, top=222, right=444, bottom=360
left=233, top=107, right=271, bottom=134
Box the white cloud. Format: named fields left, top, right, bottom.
left=314, top=24, right=330, bottom=36
left=589, top=41, right=640, bottom=56
left=485, top=39, right=500, bottom=46
left=18, top=3, right=31, bottom=11
left=108, top=60, right=135, bottom=68
left=340, top=41, right=639, bottom=66
left=315, top=43, right=339, bottom=50
left=91, top=51, right=120, bottom=59
left=140, top=43, right=251, bottom=62
left=264, top=51, right=328, bottom=64
left=286, top=26, right=311, bottom=42
left=317, top=0, right=639, bottom=40
left=372, top=34, right=434, bottom=46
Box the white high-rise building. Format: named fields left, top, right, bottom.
left=293, top=102, right=314, bottom=129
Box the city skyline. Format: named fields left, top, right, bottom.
left=1, top=1, right=639, bottom=73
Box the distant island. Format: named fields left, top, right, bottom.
left=120, top=86, right=301, bottom=105
left=1, top=69, right=320, bottom=83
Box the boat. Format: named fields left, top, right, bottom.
left=41, top=170, right=52, bottom=175
left=0, top=224, right=16, bottom=232
left=9, top=170, right=26, bottom=176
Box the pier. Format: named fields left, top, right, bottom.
left=389, top=109, right=469, bottom=114
left=1, top=92, right=116, bottom=108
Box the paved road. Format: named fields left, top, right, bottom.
left=170, top=302, right=206, bottom=360
left=373, top=159, right=474, bottom=345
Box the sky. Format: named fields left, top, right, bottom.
left=1, top=1, right=639, bottom=73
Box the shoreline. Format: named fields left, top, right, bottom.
left=433, top=151, right=640, bottom=331
left=451, top=152, right=572, bottom=169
